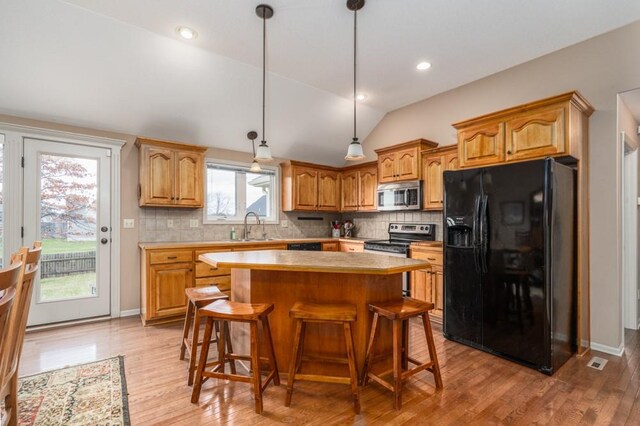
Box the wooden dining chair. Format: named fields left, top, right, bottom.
left=0, top=262, right=22, bottom=395
left=1, top=243, right=42, bottom=426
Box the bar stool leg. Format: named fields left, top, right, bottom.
left=362, top=312, right=379, bottom=385
left=392, top=319, right=403, bottom=410
left=180, top=301, right=194, bottom=360
left=421, top=313, right=443, bottom=389
left=191, top=317, right=214, bottom=403
left=223, top=321, right=236, bottom=374
left=401, top=319, right=409, bottom=370
left=285, top=319, right=303, bottom=407
left=343, top=322, right=361, bottom=414
left=250, top=321, right=264, bottom=414
left=261, top=316, right=280, bottom=386
left=187, top=307, right=201, bottom=385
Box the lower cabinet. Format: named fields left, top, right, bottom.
left=322, top=241, right=340, bottom=251
left=410, top=245, right=443, bottom=321
left=340, top=241, right=364, bottom=253
left=149, top=262, right=193, bottom=319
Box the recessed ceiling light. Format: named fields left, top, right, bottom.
left=176, top=26, right=198, bottom=40
left=416, top=61, right=432, bottom=71
left=356, top=93, right=368, bottom=102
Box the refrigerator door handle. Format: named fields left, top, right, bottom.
left=480, top=195, right=489, bottom=273
left=473, top=195, right=481, bottom=273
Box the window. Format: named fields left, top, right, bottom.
left=204, top=160, right=279, bottom=223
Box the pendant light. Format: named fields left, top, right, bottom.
left=345, top=0, right=366, bottom=161
left=247, top=131, right=262, bottom=172
left=255, top=4, right=274, bottom=162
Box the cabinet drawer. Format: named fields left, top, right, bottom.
left=195, top=261, right=231, bottom=278
left=340, top=242, right=364, bottom=253
left=149, top=250, right=193, bottom=265
left=410, top=249, right=443, bottom=266
left=195, top=276, right=231, bottom=292
left=322, top=242, right=340, bottom=252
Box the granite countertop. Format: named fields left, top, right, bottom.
left=199, top=250, right=430, bottom=275
left=139, top=237, right=371, bottom=250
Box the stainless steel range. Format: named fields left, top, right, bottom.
left=364, top=223, right=436, bottom=295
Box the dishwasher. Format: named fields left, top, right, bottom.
left=287, top=242, right=322, bottom=251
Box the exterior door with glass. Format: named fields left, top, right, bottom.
left=23, top=138, right=111, bottom=325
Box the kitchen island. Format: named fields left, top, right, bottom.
left=199, top=250, right=430, bottom=378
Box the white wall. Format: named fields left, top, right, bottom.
left=363, top=20, right=640, bottom=352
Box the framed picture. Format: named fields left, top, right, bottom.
left=500, top=201, right=524, bottom=225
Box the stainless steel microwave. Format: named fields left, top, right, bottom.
left=377, top=180, right=423, bottom=211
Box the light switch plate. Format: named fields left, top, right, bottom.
left=167, top=219, right=174, bottom=228
left=123, top=219, right=135, bottom=228
left=281, top=220, right=288, bottom=228
left=190, top=219, right=199, bottom=228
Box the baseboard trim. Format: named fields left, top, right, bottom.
left=590, top=341, right=624, bottom=357
left=119, top=309, right=141, bottom=318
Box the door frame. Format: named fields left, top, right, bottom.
left=620, top=130, right=639, bottom=332
left=0, top=122, right=125, bottom=318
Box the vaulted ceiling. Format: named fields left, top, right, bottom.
left=1, top=0, right=640, bottom=166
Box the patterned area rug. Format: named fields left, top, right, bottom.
left=17, top=356, right=130, bottom=426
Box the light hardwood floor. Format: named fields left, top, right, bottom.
left=20, top=317, right=640, bottom=425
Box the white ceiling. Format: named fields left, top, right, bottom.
left=1, top=0, right=640, bottom=166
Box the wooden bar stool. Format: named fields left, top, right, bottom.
left=179, top=286, right=235, bottom=385
left=363, top=297, right=443, bottom=410
left=285, top=302, right=360, bottom=414
left=191, top=299, right=280, bottom=414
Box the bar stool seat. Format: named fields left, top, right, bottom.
left=285, top=302, right=360, bottom=414
left=191, top=299, right=279, bottom=414
left=180, top=286, right=234, bottom=385
left=363, top=297, right=443, bottom=410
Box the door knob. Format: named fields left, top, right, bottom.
left=101, top=238, right=108, bottom=244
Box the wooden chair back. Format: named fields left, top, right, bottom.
left=0, top=262, right=22, bottom=385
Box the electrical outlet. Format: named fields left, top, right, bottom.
left=190, top=219, right=199, bottom=228
left=123, top=219, right=135, bottom=229
left=281, top=220, right=288, bottom=228
left=167, top=219, right=174, bottom=228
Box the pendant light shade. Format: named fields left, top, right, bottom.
left=250, top=160, right=262, bottom=172
left=256, top=4, right=274, bottom=163
left=247, top=130, right=263, bottom=172
left=345, top=0, right=366, bottom=161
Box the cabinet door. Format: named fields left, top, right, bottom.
left=395, top=147, right=420, bottom=180
left=141, top=146, right=174, bottom=205
left=317, top=170, right=341, bottom=211
left=175, top=151, right=203, bottom=207
left=293, top=167, right=318, bottom=210
left=423, top=156, right=443, bottom=210
left=505, top=106, right=566, bottom=161
left=378, top=153, right=397, bottom=183
left=433, top=267, right=444, bottom=312
left=359, top=167, right=378, bottom=211
left=444, top=152, right=459, bottom=171
left=149, top=262, right=193, bottom=318
left=458, top=121, right=505, bottom=168
left=341, top=171, right=359, bottom=211
left=410, top=270, right=428, bottom=301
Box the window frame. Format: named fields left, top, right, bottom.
left=203, top=158, right=280, bottom=225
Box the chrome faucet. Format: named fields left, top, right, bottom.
left=243, top=211, right=262, bottom=240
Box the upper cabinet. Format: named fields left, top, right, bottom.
left=454, top=92, right=594, bottom=168
left=422, top=145, right=458, bottom=211
left=281, top=161, right=340, bottom=212
left=341, top=162, right=378, bottom=212
left=375, top=139, right=438, bottom=183
left=136, top=138, right=206, bottom=208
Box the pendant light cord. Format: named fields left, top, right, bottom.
left=353, top=4, right=357, bottom=141
left=262, top=11, right=267, bottom=143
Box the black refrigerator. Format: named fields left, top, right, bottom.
left=443, top=158, right=576, bottom=375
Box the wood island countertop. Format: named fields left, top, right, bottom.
left=199, top=249, right=429, bottom=274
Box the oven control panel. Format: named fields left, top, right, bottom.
left=388, top=223, right=434, bottom=235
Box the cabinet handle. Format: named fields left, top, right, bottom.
left=210, top=267, right=217, bottom=270
left=427, top=257, right=436, bottom=261
left=167, top=256, right=177, bottom=259
left=507, top=150, right=512, bottom=155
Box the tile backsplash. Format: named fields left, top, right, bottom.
left=139, top=208, right=443, bottom=242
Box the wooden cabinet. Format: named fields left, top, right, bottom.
left=375, top=139, right=438, bottom=183
left=340, top=162, right=378, bottom=212
left=136, top=138, right=206, bottom=208
left=410, top=245, right=444, bottom=321
left=322, top=242, right=340, bottom=251
left=340, top=240, right=364, bottom=253
left=281, top=161, right=340, bottom=212
left=149, top=262, right=193, bottom=318
left=422, top=145, right=457, bottom=211
left=454, top=92, right=593, bottom=168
